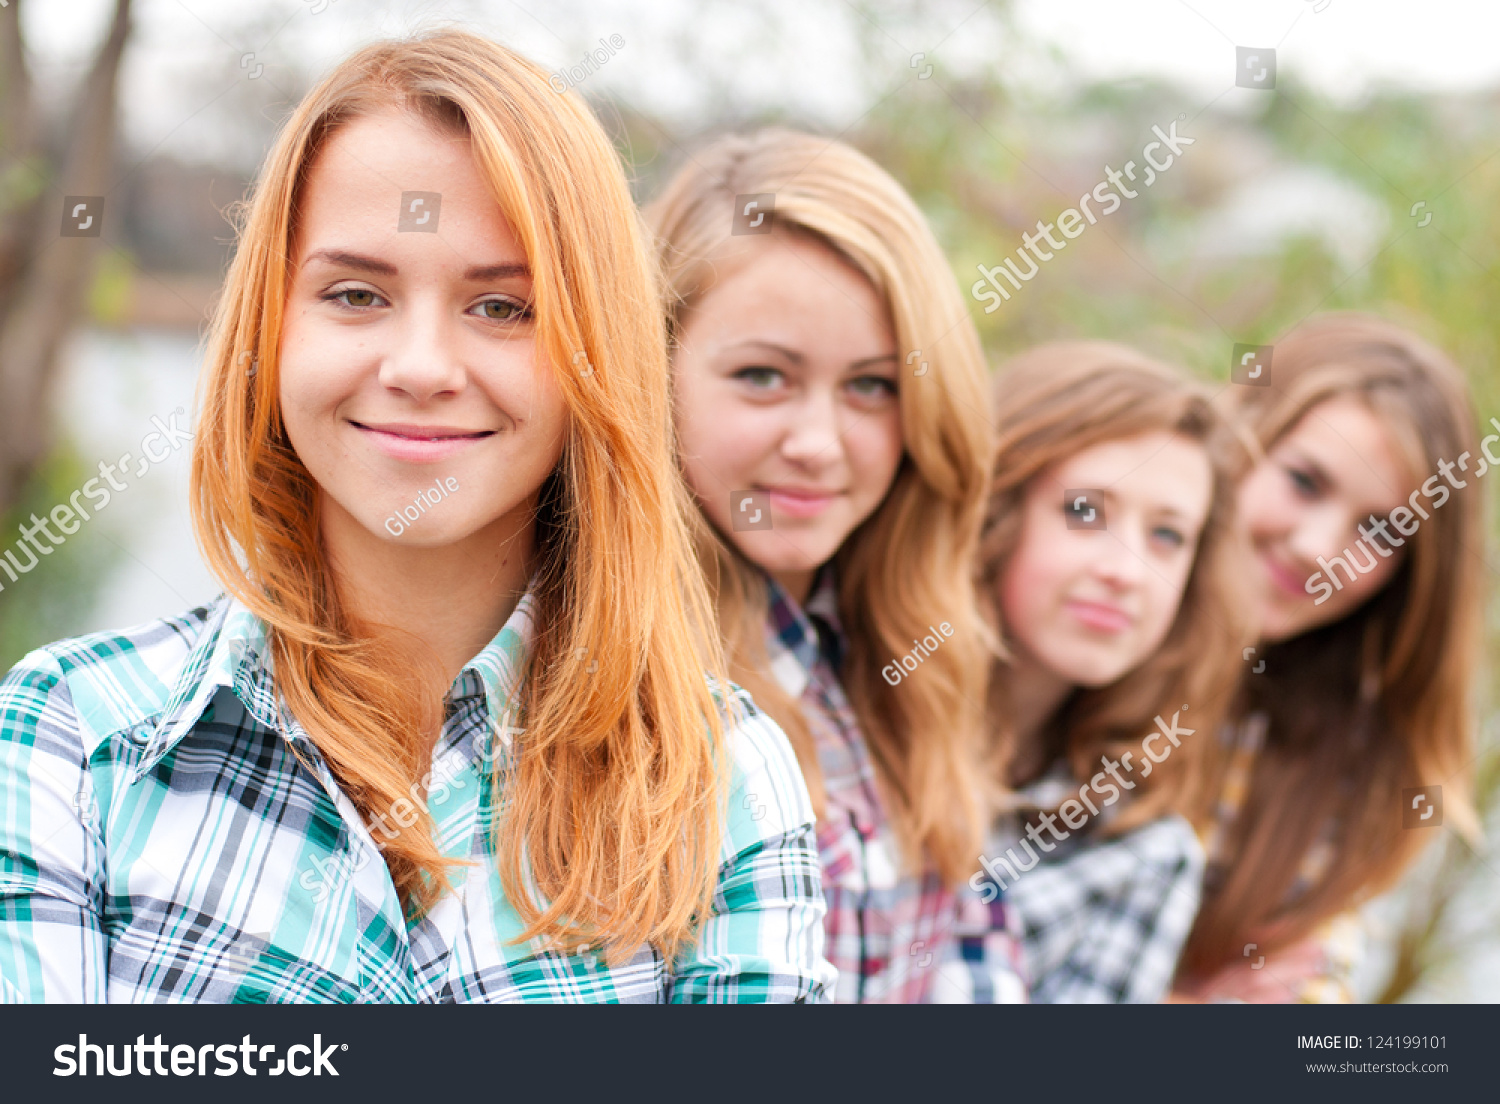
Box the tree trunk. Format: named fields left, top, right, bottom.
left=0, top=0, right=134, bottom=517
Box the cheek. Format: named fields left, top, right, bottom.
left=675, top=402, right=774, bottom=526
left=679, top=450, right=732, bottom=534
left=277, top=361, right=339, bottom=460
left=843, top=409, right=903, bottom=498
left=677, top=375, right=776, bottom=471
left=516, top=356, right=566, bottom=435
left=1138, top=560, right=1194, bottom=653
left=997, top=537, right=1058, bottom=646
left=1326, top=551, right=1403, bottom=616
left=276, top=316, right=358, bottom=435
left=1238, top=467, right=1287, bottom=539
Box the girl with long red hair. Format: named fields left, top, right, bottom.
left=0, top=30, right=832, bottom=1003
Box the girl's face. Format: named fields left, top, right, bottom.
left=672, top=230, right=903, bottom=603
left=998, top=432, right=1213, bottom=688
left=1237, top=395, right=1412, bottom=642
left=279, top=108, right=568, bottom=556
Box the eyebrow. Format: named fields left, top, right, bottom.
left=302, top=249, right=529, bottom=283
left=1061, top=487, right=1190, bottom=511
left=726, top=339, right=804, bottom=365
left=1065, top=487, right=1117, bottom=506
left=723, top=341, right=898, bottom=370
left=1281, top=446, right=1332, bottom=488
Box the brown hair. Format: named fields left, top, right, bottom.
left=192, top=29, right=729, bottom=960
left=1181, top=312, right=1485, bottom=975
left=645, top=128, right=995, bottom=884
left=979, top=341, right=1253, bottom=829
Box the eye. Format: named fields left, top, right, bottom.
left=1284, top=465, right=1318, bottom=497
left=732, top=365, right=784, bottom=391
left=323, top=286, right=384, bottom=310
left=470, top=297, right=531, bottom=322
left=1151, top=524, right=1187, bottom=548
left=847, top=375, right=898, bottom=402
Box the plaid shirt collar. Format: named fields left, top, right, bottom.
left=135, top=584, right=537, bottom=784
left=765, top=565, right=845, bottom=688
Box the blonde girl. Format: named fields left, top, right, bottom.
left=647, top=128, right=1025, bottom=1003
left=1176, top=313, right=1485, bottom=1002
left=971, top=341, right=1250, bottom=1002
left=0, top=30, right=832, bottom=1003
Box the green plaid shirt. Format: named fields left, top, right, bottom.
left=0, top=591, right=833, bottom=1003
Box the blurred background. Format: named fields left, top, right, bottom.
left=1, top=0, right=1495, bottom=1000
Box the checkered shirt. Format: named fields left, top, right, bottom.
left=0, top=590, right=835, bottom=1003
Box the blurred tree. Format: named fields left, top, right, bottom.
left=0, top=0, right=134, bottom=519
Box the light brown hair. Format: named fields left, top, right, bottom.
left=645, top=128, right=995, bottom=883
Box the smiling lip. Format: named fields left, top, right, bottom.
left=351, top=421, right=495, bottom=463
left=763, top=485, right=840, bottom=519
left=1260, top=551, right=1310, bottom=598
left=1065, top=598, right=1133, bottom=634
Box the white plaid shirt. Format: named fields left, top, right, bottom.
left=972, top=766, right=1204, bottom=1003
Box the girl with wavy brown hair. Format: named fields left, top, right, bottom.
left=968, top=341, right=1251, bottom=1003
left=0, top=30, right=832, bottom=1003
left=1174, top=313, right=1486, bottom=1003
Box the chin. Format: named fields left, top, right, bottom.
left=1070, top=647, right=1142, bottom=688
left=742, top=538, right=833, bottom=576
left=1081, top=665, right=1134, bottom=689
left=1261, top=596, right=1326, bottom=641
left=1035, top=649, right=1124, bottom=690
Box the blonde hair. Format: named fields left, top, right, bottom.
left=979, top=341, right=1252, bottom=829
left=645, top=128, right=995, bottom=884
left=1183, top=312, right=1486, bottom=973
left=191, top=29, right=728, bottom=960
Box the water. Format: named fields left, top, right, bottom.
left=52, top=327, right=222, bottom=631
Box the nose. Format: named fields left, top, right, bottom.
left=778, top=386, right=842, bottom=470
left=1092, top=520, right=1149, bottom=589
left=377, top=297, right=467, bottom=401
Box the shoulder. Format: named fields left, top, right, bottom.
left=707, top=675, right=816, bottom=846
left=0, top=600, right=225, bottom=758
left=1115, top=812, right=1206, bottom=872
